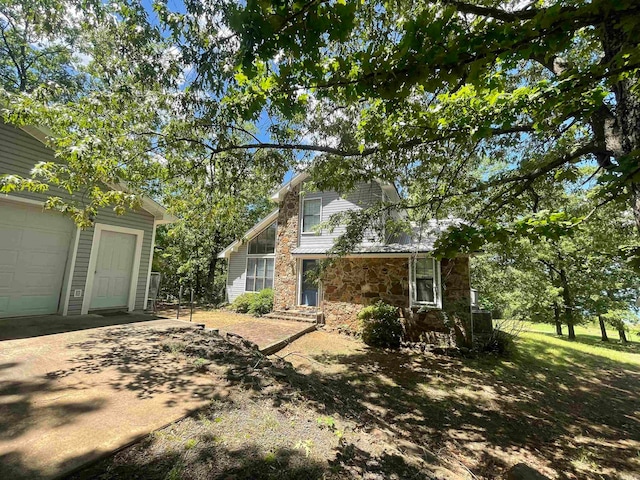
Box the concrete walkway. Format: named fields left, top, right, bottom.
left=0, top=317, right=221, bottom=480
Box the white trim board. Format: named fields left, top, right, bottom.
left=1, top=194, right=46, bottom=208
left=81, top=223, right=145, bottom=315
left=143, top=220, right=158, bottom=310
left=62, top=227, right=81, bottom=315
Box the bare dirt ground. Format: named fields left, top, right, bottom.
left=67, top=325, right=640, bottom=479
left=68, top=327, right=453, bottom=480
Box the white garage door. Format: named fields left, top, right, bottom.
left=0, top=199, right=74, bottom=318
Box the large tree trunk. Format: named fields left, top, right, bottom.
left=553, top=302, right=563, bottom=336
left=601, top=16, right=640, bottom=228
left=567, top=322, right=576, bottom=340
left=208, top=254, right=218, bottom=302
left=618, top=328, right=628, bottom=343
left=598, top=315, right=609, bottom=342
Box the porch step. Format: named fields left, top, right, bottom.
left=264, top=309, right=322, bottom=324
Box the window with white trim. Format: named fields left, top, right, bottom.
left=245, top=257, right=274, bottom=291
left=248, top=222, right=276, bottom=254
left=302, top=198, right=321, bottom=233
left=411, top=257, right=441, bottom=306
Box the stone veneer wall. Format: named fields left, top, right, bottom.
left=321, top=255, right=473, bottom=346
left=322, top=257, right=410, bottom=329
left=273, top=185, right=300, bottom=310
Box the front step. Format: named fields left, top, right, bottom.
left=264, top=309, right=323, bottom=324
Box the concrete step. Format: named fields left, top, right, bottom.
left=264, top=310, right=321, bottom=324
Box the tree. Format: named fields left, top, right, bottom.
left=220, top=0, right=640, bottom=232
left=4, top=0, right=640, bottom=258
left=155, top=158, right=277, bottom=303
left=472, top=191, right=640, bottom=340
left=0, top=0, right=88, bottom=96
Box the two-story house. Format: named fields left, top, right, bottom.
left=219, top=171, right=474, bottom=343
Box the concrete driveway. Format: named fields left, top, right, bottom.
left=0, top=315, right=222, bottom=479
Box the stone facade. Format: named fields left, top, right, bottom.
left=402, top=257, right=472, bottom=345
left=270, top=183, right=474, bottom=346
left=273, top=185, right=300, bottom=310
left=321, top=255, right=473, bottom=346
left=322, top=257, right=410, bottom=330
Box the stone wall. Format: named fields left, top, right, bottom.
left=273, top=185, right=300, bottom=310
left=321, top=255, right=473, bottom=346
left=322, top=257, right=410, bottom=330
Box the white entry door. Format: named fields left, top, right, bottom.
left=0, top=199, right=74, bottom=317
left=90, top=230, right=137, bottom=310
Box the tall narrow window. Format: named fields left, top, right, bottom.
left=302, top=198, right=322, bottom=233
left=412, top=257, right=440, bottom=306
left=245, top=258, right=274, bottom=292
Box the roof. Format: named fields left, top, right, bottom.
left=290, top=219, right=461, bottom=257
left=20, top=126, right=177, bottom=224
left=218, top=209, right=279, bottom=259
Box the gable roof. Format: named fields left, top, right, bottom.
left=218, top=208, right=279, bottom=259
left=270, top=171, right=402, bottom=204
left=19, top=125, right=177, bottom=224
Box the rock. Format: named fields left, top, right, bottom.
left=505, top=463, right=550, bottom=480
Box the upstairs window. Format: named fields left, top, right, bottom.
left=248, top=222, right=276, bottom=254
left=302, top=198, right=322, bottom=233
left=411, top=257, right=441, bottom=307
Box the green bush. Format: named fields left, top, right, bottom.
left=358, top=301, right=403, bottom=349
left=248, top=289, right=274, bottom=316
left=231, top=289, right=274, bottom=316
left=231, top=292, right=258, bottom=313
left=479, top=329, right=516, bottom=357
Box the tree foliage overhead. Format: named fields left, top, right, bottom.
left=1, top=0, right=640, bottom=254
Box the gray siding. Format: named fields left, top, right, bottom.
left=226, top=242, right=248, bottom=303
left=299, top=182, right=383, bottom=249
left=1, top=121, right=155, bottom=315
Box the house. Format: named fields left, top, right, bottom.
left=0, top=121, right=176, bottom=319
left=219, top=172, right=477, bottom=344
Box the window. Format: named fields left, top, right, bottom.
left=248, top=222, right=276, bottom=254
left=411, top=257, right=440, bottom=306
left=302, top=198, right=321, bottom=233
left=245, top=258, right=274, bottom=291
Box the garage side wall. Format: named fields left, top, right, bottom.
left=1, top=122, right=155, bottom=314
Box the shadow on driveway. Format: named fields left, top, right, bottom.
left=0, top=319, right=223, bottom=480
left=0, top=313, right=165, bottom=341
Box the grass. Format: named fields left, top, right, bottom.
left=278, top=329, right=640, bottom=479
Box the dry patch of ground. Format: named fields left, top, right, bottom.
left=68, top=323, right=640, bottom=480
left=157, top=306, right=254, bottom=330
left=68, top=327, right=454, bottom=480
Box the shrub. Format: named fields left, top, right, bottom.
left=358, top=301, right=403, bottom=349
left=231, top=292, right=258, bottom=313
left=230, top=289, right=274, bottom=316
left=248, top=289, right=274, bottom=316
left=479, top=329, right=516, bottom=357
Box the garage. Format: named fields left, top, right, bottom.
left=0, top=198, right=74, bottom=318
